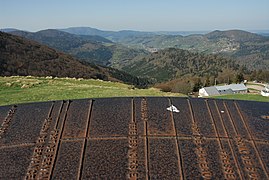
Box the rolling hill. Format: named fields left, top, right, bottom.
left=110, top=30, right=269, bottom=70
left=9, top=29, right=148, bottom=66
left=59, top=28, right=269, bottom=70
left=0, top=32, right=149, bottom=88
left=9, top=29, right=114, bottom=65
left=119, top=48, right=240, bottom=82
left=8, top=28, right=269, bottom=71
left=4, top=28, right=269, bottom=84
left=205, top=30, right=269, bottom=69
left=205, top=30, right=263, bottom=42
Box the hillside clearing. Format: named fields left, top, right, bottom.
left=209, top=94, right=269, bottom=102
left=0, top=76, right=185, bottom=106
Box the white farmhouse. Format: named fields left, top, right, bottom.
left=199, top=84, right=247, bottom=97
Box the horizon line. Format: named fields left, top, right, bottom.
left=1, top=26, right=269, bottom=33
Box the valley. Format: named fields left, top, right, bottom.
left=5, top=28, right=269, bottom=71
left=0, top=31, right=149, bottom=88
left=1, top=28, right=269, bottom=98
left=8, top=29, right=148, bottom=66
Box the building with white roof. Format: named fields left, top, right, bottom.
left=199, top=84, right=247, bottom=97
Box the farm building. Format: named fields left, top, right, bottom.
left=199, top=84, right=247, bottom=97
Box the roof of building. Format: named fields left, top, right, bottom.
left=0, top=97, right=269, bottom=179
left=218, top=88, right=234, bottom=95
left=203, top=86, right=220, bottom=96
left=215, top=83, right=247, bottom=91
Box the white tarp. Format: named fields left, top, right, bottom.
left=167, top=105, right=180, bottom=113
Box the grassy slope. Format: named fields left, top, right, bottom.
left=209, top=94, right=269, bottom=102
left=0, top=76, right=185, bottom=106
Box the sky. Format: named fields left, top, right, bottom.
left=1, top=0, right=269, bottom=32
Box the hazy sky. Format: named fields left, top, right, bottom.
left=1, top=0, right=269, bottom=32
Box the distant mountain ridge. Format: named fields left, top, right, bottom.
left=63, top=28, right=269, bottom=70
left=3, top=27, right=269, bottom=36
left=10, top=29, right=112, bottom=50
left=60, top=27, right=269, bottom=37
left=97, top=29, right=269, bottom=70
left=0, top=28, right=21, bottom=33
left=61, top=27, right=115, bottom=36
left=9, top=29, right=148, bottom=66
left=0, top=32, right=149, bottom=87
left=3, top=27, right=269, bottom=73
left=61, top=27, right=155, bottom=42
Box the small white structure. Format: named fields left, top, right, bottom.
left=261, top=86, right=269, bottom=97
left=167, top=105, right=180, bottom=113
left=199, top=84, right=248, bottom=97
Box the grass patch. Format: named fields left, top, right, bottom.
left=0, top=76, right=186, bottom=106
left=209, top=94, right=269, bottom=102
left=246, top=82, right=265, bottom=87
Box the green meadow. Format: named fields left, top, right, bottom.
left=210, top=94, right=269, bottom=102
left=0, top=76, right=185, bottom=106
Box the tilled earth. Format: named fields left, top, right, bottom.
left=0, top=97, right=268, bottom=179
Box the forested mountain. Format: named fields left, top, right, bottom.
left=205, top=30, right=269, bottom=69
left=7, top=28, right=269, bottom=70
left=10, top=29, right=112, bottom=45
left=9, top=29, right=113, bottom=65
left=2, top=28, right=269, bottom=94
left=0, top=32, right=149, bottom=88
left=205, top=30, right=264, bottom=42
left=119, top=48, right=241, bottom=82
left=9, top=29, right=148, bottom=66
left=100, top=29, right=269, bottom=70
